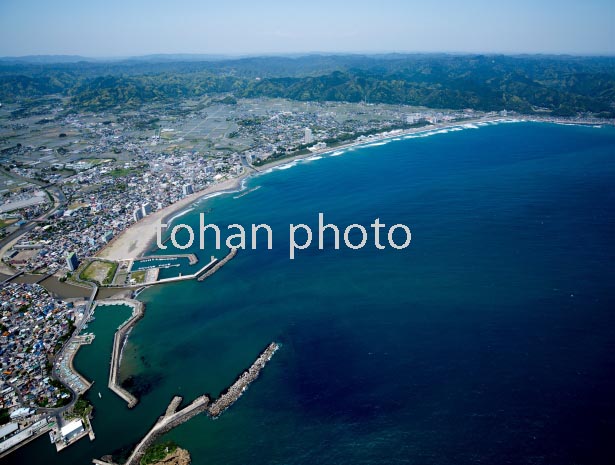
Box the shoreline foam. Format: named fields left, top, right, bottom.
left=95, top=117, right=607, bottom=263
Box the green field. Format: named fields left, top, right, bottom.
left=80, top=260, right=118, bottom=285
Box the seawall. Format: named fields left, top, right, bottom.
left=96, top=299, right=145, bottom=408
left=94, top=342, right=279, bottom=465
left=197, top=248, right=238, bottom=282
left=208, top=342, right=279, bottom=418
left=121, top=395, right=210, bottom=465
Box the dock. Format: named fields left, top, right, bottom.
left=208, top=342, right=279, bottom=417
left=0, top=419, right=52, bottom=459
left=96, top=299, right=144, bottom=408
left=55, top=333, right=95, bottom=395
left=128, top=253, right=199, bottom=272
left=114, top=394, right=210, bottom=465
left=94, top=342, right=279, bottom=464
left=197, top=248, right=237, bottom=282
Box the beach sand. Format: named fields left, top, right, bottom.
left=96, top=116, right=508, bottom=262
left=96, top=176, right=248, bottom=261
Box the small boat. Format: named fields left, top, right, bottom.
left=98, top=392, right=102, bottom=399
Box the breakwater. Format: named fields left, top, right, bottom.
left=208, top=342, right=279, bottom=418
left=94, top=394, right=210, bottom=465
left=96, top=299, right=144, bottom=408
left=123, top=395, right=210, bottom=465
left=93, top=342, right=279, bottom=465
left=197, top=248, right=238, bottom=282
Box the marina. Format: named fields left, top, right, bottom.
left=1, top=121, right=614, bottom=465
left=94, top=342, right=279, bottom=465
left=96, top=300, right=145, bottom=408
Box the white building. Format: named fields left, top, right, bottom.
left=304, top=128, right=313, bottom=144
left=141, top=203, right=152, bottom=217
left=182, top=184, right=194, bottom=196
left=60, top=419, right=84, bottom=442
left=0, top=423, right=18, bottom=441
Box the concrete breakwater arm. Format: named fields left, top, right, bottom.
left=94, top=342, right=279, bottom=465
left=208, top=342, right=279, bottom=418
left=197, top=248, right=238, bottom=281
left=98, top=299, right=145, bottom=408
left=120, top=394, right=210, bottom=465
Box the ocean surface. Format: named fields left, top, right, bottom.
left=7, top=122, right=615, bottom=465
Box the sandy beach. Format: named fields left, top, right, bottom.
left=96, top=116, right=509, bottom=262
left=96, top=176, right=248, bottom=261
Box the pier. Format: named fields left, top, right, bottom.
left=96, top=299, right=144, bottom=408
left=197, top=248, right=237, bottom=282
left=152, top=256, right=218, bottom=284
left=208, top=342, right=279, bottom=417
left=143, top=253, right=198, bottom=265
left=128, top=253, right=199, bottom=272
left=95, top=394, right=211, bottom=465
left=96, top=250, right=235, bottom=289
left=94, top=342, right=279, bottom=464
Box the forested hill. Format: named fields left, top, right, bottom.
left=1, top=54, right=614, bottom=117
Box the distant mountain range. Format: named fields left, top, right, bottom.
left=1, top=54, right=613, bottom=117
left=0, top=54, right=240, bottom=64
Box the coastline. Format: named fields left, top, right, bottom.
left=94, top=116, right=608, bottom=264
left=96, top=176, right=248, bottom=262
left=2, top=114, right=612, bottom=462
left=93, top=118, right=487, bottom=262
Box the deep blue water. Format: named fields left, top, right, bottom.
left=7, top=122, right=615, bottom=465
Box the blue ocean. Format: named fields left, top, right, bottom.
left=9, top=122, right=615, bottom=465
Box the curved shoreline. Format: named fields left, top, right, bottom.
left=92, top=118, right=488, bottom=262
left=95, top=117, right=611, bottom=265
left=96, top=176, right=249, bottom=262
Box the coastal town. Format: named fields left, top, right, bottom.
left=0, top=93, right=612, bottom=461
left=0, top=95, right=448, bottom=459
left=2, top=0, right=614, bottom=458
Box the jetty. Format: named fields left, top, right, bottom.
left=96, top=299, right=144, bottom=408
left=94, top=342, right=279, bottom=465
left=93, top=394, right=210, bottom=465
left=197, top=248, right=237, bottom=282
left=208, top=342, right=279, bottom=417
left=124, top=394, right=209, bottom=465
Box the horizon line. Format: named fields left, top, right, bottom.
left=1, top=50, right=615, bottom=61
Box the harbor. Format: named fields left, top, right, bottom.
left=95, top=300, right=145, bottom=408
left=94, top=342, right=279, bottom=465
left=197, top=249, right=237, bottom=282
left=55, top=333, right=96, bottom=395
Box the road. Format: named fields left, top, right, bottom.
left=37, top=283, right=98, bottom=419
left=0, top=172, right=66, bottom=273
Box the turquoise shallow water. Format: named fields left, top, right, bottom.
left=7, top=122, right=615, bottom=465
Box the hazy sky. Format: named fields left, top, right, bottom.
left=1, top=0, right=613, bottom=56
